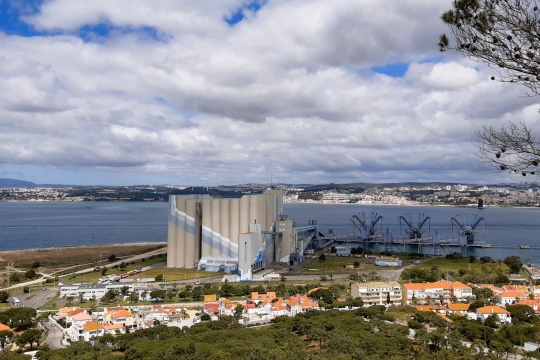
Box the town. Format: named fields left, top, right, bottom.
left=3, top=181, right=540, bottom=207
left=2, top=250, right=540, bottom=358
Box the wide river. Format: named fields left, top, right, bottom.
left=1, top=201, right=540, bottom=263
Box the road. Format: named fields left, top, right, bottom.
left=41, top=318, right=65, bottom=350
left=4, top=247, right=167, bottom=291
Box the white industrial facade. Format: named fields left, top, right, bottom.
left=167, top=189, right=296, bottom=280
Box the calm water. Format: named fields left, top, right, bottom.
left=2, top=202, right=540, bottom=263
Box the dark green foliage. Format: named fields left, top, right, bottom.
left=31, top=262, right=40, bottom=269
left=503, top=256, right=522, bottom=274
left=318, top=253, right=326, bottom=261
left=100, top=290, right=117, bottom=304
left=107, top=254, right=116, bottom=262
left=505, top=304, right=534, bottom=323
left=15, top=329, right=42, bottom=350
left=0, top=308, right=37, bottom=331
left=149, top=290, right=166, bottom=301
left=400, top=267, right=442, bottom=282
left=0, top=292, right=8, bottom=303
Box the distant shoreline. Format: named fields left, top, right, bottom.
left=0, top=242, right=167, bottom=255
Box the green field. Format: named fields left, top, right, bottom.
left=411, top=258, right=485, bottom=273
left=282, top=254, right=390, bottom=276
left=135, top=268, right=223, bottom=282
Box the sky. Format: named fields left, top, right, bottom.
left=1, top=0, right=540, bottom=186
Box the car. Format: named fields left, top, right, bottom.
left=195, top=312, right=200, bottom=316
left=177, top=318, right=181, bottom=323
left=195, top=281, right=201, bottom=285
left=66, top=339, right=72, bottom=343
left=51, top=323, right=55, bottom=327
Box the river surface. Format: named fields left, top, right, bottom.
left=1, top=202, right=540, bottom=263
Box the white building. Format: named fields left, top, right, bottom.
left=351, top=282, right=402, bottom=306
left=476, top=306, right=512, bottom=324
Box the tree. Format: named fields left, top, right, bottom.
left=503, top=256, right=523, bottom=273
left=469, top=255, right=476, bottom=263
left=318, top=253, right=326, bottom=261
left=166, top=290, right=175, bottom=302
left=108, top=254, right=117, bottom=262
left=353, top=261, right=360, bottom=268
left=129, top=292, right=139, bottom=303
left=23, top=287, right=29, bottom=294
left=0, top=292, right=8, bottom=304
left=386, top=292, right=391, bottom=305
left=439, top=0, right=540, bottom=174
left=100, top=290, right=117, bottom=304
left=15, top=329, right=41, bottom=350
left=155, top=274, right=164, bottom=282
left=31, top=262, right=40, bottom=269
left=150, top=290, right=166, bottom=302
left=234, top=304, right=244, bottom=319
left=101, top=268, right=108, bottom=276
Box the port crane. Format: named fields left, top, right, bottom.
left=351, top=212, right=383, bottom=240
left=398, top=213, right=431, bottom=239
left=450, top=215, right=484, bottom=244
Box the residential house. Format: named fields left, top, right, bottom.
left=402, top=281, right=472, bottom=305
left=497, top=291, right=528, bottom=306
left=447, top=303, right=470, bottom=316
left=57, top=307, right=79, bottom=320
left=82, top=322, right=105, bottom=341
left=286, top=295, right=319, bottom=316
left=104, top=324, right=126, bottom=335
left=270, top=298, right=288, bottom=317
left=351, top=281, right=402, bottom=306
left=104, top=307, right=135, bottom=328
left=65, top=308, right=87, bottom=327
left=251, top=292, right=276, bottom=305
left=68, top=312, right=93, bottom=341
left=476, top=306, right=512, bottom=324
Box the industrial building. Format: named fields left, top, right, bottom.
left=167, top=189, right=298, bottom=280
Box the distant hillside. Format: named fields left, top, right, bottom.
left=0, top=178, right=73, bottom=188
left=0, top=178, right=37, bottom=188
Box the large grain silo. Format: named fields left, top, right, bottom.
left=167, top=189, right=296, bottom=279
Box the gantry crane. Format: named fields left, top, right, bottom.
left=398, top=213, right=431, bottom=239
left=450, top=215, right=484, bottom=244
left=351, top=212, right=383, bottom=240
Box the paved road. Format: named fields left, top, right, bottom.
left=4, top=247, right=167, bottom=291
left=42, top=318, right=65, bottom=350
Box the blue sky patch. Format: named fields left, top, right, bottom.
left=225, top=0, right=266, bottom=26
left=0, top=0, right=45, bottom=36
left=78, top=23, right=166, bottom=43
left=371, top=63, right=409, bottom=78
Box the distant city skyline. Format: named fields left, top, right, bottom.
left=1, top=1, right=540, bottom=186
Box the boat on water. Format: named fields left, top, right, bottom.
left=520, top=245, right=530, bottom=249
